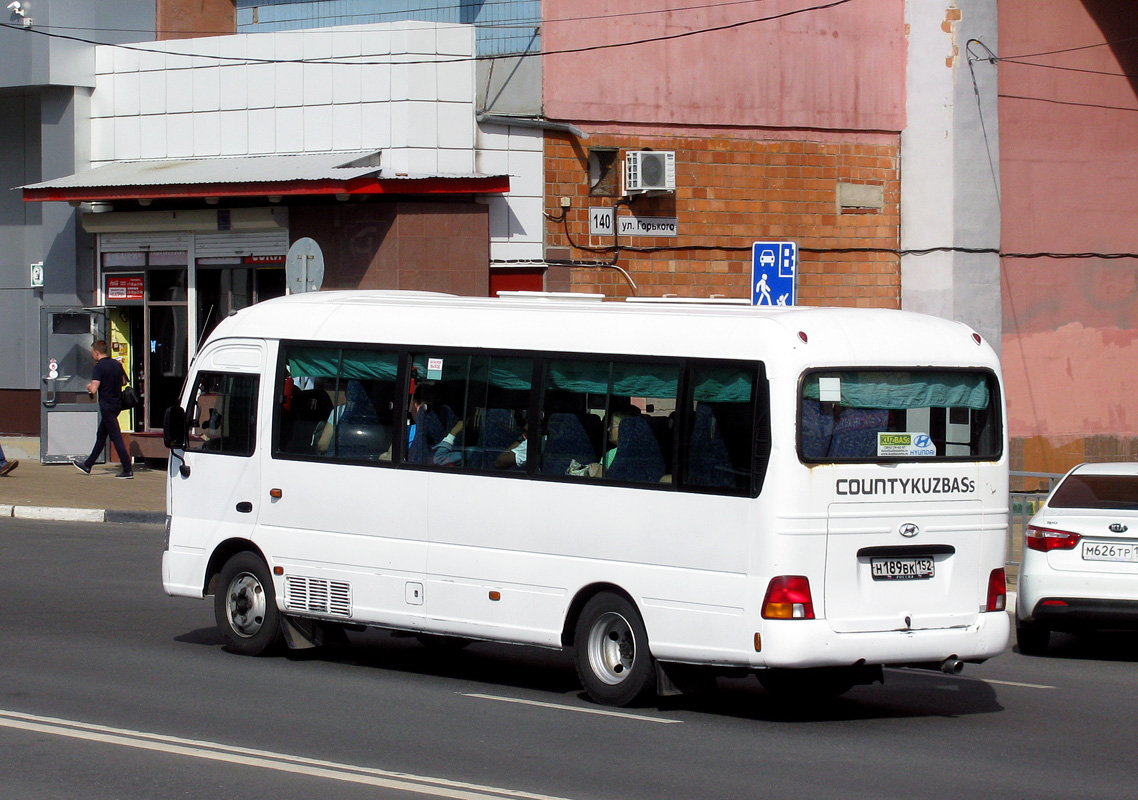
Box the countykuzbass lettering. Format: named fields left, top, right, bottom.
left=836, top=477, right=977, bottom=496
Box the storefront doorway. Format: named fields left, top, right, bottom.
left=196, top=257, right=286, bottom=343
left=103, top=251, right=188, bottom=430
left=101, top=243, right=286, bottom=434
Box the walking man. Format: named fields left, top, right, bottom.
left=73, top=340, right=133, bottom=479
left=0, top=440, right=17, bottom=476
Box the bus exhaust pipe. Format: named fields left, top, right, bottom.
left=940, top=657, right=964, bottom=675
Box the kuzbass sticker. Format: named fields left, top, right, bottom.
left=877, top=432, right=936, bottom=457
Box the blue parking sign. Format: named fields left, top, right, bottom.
left=751, top=241, right=797, bottom=306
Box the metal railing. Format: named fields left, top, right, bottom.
left=1007, top=470, right=1063, bottom=569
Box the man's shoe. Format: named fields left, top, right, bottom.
left=0, top=460, right=17, bottom=476
left=115, top=471, right=134, bottom=480
left=72, top=459, right=91, bottom=475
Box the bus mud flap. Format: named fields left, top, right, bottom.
left=655, top=662, right=717, bottom=697
left=280, top=616, right=323, bottom=650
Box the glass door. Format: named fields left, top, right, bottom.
left=146, top=268, right=189, bottom=430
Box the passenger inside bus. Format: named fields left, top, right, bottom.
left=314, top=379, right=392, bottom=460
left=408, top=386, right=463, bottom=465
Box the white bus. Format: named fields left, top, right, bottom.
left=162, top=291, right=1010, bottom=706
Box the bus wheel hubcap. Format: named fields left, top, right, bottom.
left=588, top=611, right=635, bottom=685
left=226, top=573, right=266, bottom=638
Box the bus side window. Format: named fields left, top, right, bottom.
left=540, top=359, right=677, bottom=484
left=276, top=344, right=398, bottom=462
left=408, top=354, right=533, bottom=471
left=682, top=364, right=757, bottom=493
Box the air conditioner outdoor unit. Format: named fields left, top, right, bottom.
left=624, top=150, right=676, bottom=193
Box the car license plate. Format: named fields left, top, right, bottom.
left=1082, top=541, right=1138, bottom=562
left=870, top=557, right=935, bottom=580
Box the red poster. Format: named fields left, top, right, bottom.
left=106, top=274, right=144, bottom=300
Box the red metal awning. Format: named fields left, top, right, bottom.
left=22, top=151, right=509, bottom=203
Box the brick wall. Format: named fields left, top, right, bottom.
left=290, top=201, right=489, bottom=296
left=545, top=132, right=901, bottom=306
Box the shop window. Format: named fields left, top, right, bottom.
left=198, top=264, right=287, bottom=341
left=186, top=372, right=259, bottom=457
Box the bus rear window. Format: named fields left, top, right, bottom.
left=799, top=369, right=1000, bottom=462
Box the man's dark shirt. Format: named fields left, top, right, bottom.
left=92, top=357, right=125, bottom=409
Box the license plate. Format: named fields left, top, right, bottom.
left=871, top=557, right=935, bottom=580
left=1082, top=541, right=1138, bottom=562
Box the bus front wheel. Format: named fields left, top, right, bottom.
left=573, top=593, right=655, bottom=707
left=214, top=552, right=282, bottom=656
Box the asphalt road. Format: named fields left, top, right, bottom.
left=2, top=518, right=1137, bottom=800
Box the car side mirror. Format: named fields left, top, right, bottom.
left=163, top=405, right=187, bottom=449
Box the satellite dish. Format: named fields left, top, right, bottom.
left=285, top=237, right=325, bottom=294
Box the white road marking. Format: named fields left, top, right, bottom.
left=0, top=708, right=577, bottom=800
left=970, top=678, right=1056, bottom=690
left=461, top=693, right=682, bottom=724
left=886, top=668, right=1055, bottom=690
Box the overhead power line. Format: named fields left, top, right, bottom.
left=0, top=0, right=859, bottom=66
left=0, top=0, right=815, bottom=39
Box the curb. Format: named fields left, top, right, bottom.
left=3, top=505, right=165, bottom=525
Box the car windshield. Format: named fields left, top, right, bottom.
left=1049, top=474, right=1138, bottom=510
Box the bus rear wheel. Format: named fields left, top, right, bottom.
left=214, top=552, right=282, bottom=656
left=573, top=593, right=655, bottom=707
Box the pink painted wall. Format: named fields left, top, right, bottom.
left=542, top=0, right=906, bottom=135
left=999, top=0, right=1138, bottom=454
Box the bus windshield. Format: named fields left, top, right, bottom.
left=799, top=368, right=1000, bottom=462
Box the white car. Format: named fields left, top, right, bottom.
left=1016, top=462, right=1138, bottom=655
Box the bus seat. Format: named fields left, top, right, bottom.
left=686, top=404, right=733, bottom=488
left=477, top=408, right=521, bottom=469
left=332, top=380, right=387, bottom=459
left=828, top=407, right=889, bottom=459
left=607, top=416, right=666, bottom=483
left=645, top=415, right=673, bottom=472
left=541, top=413, right=596, bottom=475
left=579, top=412, right=605, bottom=460
left=285, top=389, right=334, bottom=453
left=800, top=398, right=833, bottom=459
left=408, top=403, right=460, bottom=464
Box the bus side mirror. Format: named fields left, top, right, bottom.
left=164, top=405, right=187, bottom=449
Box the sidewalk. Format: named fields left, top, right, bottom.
left=0, top=437, right=165, bottom=524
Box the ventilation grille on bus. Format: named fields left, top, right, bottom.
left=284, top=576, right=352, bottom=617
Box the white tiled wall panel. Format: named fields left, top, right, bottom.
left=192, top=68, right=221, bottom=112
left=219, top=66, right=249, bottom=111
left=114, top=117, right=141, bottom=161
left=91, top=21, right=478, bottom=175
left=331, top=104, right=363, bottom=151
left=139, top=115, right=167, bottom=159
left=90, top=21, right=542, bottom=266
left=194, top=113, right=222, bottom=156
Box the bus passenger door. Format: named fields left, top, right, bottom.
left=167, top=347, right=265, bottom=593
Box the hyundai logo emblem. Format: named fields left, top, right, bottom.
left=1109, top=522, right=1129, bottom=533
left=898, top=522, right=920, bottom=538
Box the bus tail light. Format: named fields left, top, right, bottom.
left=986, top=568, right=1006, bottom=612
left=762, top=576, right=815, bottom=619
left=1025, top=525, right=1082, bottom=552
